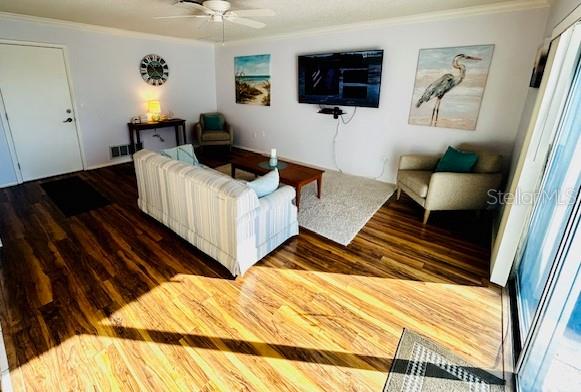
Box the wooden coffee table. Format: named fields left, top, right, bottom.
left=230, top=152, right=323, bottom=209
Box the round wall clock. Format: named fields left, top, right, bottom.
left=140, top=54, right=169, bottom=86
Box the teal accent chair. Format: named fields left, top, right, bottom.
left=193, top=112, right=234, bottom=151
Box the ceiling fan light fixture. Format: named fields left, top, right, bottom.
left=159, top=0, right=275, bottom=38
left=202, top=0, right=231, bottom=13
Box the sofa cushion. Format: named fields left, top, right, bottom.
left=435, top=146, right=478, bottom=173
left=456, top=144, right=502, bottom=173
left=472, top=152, right=502, bottom=173
left=202, top=114, right=225, bottom=131
left=202, top=131, right=230, bottom=142
left=161, top=144, right=199, bottom=166
left=398, top=171, right=432, bottom=198
left=248, top=169, right=279, bottom=198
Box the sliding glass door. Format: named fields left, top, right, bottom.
left=514, top=23, right=581, bottom=392
left=515, top=56, right=581, bottom=338
left=518, top=203, right=580, bottom=391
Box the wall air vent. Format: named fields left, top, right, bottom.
left=110, top=143, right=141, bottom=159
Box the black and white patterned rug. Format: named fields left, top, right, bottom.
left=384, top=330, right=505, bottom=392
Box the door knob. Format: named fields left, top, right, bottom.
left=63, top=117, right=73, bottom=123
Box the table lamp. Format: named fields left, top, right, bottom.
left=147, top=100, right=161, bottom=122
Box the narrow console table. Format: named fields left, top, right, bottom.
left=128, top=118, right=186, bottom=155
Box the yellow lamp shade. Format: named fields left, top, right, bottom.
left=146, top=100, right=161, bottom=121
left=147, top=100, right=161, bottom=114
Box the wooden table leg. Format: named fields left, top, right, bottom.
left=129, top=126, right=135, bottom=155
left=181, top=122, right=187, bottom=145
left=316, top=175, right=322, bottom=199
left=174, top=125, right=180, bottom=146
left=295, top=185, right=301, bottom=210
left=231, top=165, right=236, bottom=178
left=136, top=130, right=141, bottom=152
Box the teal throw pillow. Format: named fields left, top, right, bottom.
left=247, top=169, right=279, bottom=198
left=435, top=146, right=478, bottom=173
left=161, top=144, right=199, bottom=166
left=203, top=114, right=224, bottom=131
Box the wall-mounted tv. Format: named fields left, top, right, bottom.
left=298, top=49, right=384, bottom=108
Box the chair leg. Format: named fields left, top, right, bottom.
left=396, top=187, right=402, bottom=200
left=422, top=209, right=430, bottom=225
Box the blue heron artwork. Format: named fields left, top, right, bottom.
left=409, top=45, right=494, bottom=130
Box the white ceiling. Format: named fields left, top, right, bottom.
left=0, top=0, right=548, bottom=43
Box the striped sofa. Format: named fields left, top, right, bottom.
left=134, top=149, right=299, bottom=277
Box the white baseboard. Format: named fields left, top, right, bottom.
left=86, top=157, right=132, bottom=171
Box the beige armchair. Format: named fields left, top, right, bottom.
left=396, top=145, right=503, bottom=224
left=193, top=112, right=234, bottom=150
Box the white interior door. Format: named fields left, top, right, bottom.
left=0, top=44, right=83, bottom=181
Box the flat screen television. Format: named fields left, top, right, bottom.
left=298, top=49, right=384, bottom=108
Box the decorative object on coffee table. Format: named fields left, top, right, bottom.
left=269, top=148, right=278, bottom=167
left=384, top=329, right=504, bottom=392
left=230, top=151, right=323, bottom=209
left=258, top=161, right=287, bottom=170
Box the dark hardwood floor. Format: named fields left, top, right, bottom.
left=0, top=152, right=502, bottom=391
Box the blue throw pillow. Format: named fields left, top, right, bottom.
left=161, top=144, right=199, bottom=166
left=203, top=114, right=224, bottom=131
left=247, top=169, right=279, bottom=198
left=435, top=146, right=478, bottom=173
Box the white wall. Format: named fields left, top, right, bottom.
left=0, top=15, right=216, bottom=186
left=215, top=7, right=548, bottom=183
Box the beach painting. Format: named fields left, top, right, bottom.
left=409, top=45, right=494, bottom=130
left=235, top=54, right=271, bottom=106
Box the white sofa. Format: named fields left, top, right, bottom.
left=134, top=149, right=299, bottom=277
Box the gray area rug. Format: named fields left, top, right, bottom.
left=384, top=330, right=505, bottom=392
left=215, top=164, right=395, bottom=246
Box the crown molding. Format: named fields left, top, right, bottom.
left=0, top=12, right=214, bottom=47
left=0, top=0, right=550, bottom=48
left=552, top=5, right=581, bottom=39
left=221, top=0, right=550, bottom=47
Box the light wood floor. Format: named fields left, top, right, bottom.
left=0, top=157, right=503, bottom=391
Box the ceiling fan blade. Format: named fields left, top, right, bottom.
left=153, top=15, right=209, bottom=19
left=177, top=1, right=215, bottom=15
left=227, top=9, right=276, bottom=17
left=225, top=16, right=266, bottom=29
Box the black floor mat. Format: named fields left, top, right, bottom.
left=41, top=176, right=110, bottom=217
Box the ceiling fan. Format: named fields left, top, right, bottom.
left=155, top=0, right=276, bottom=30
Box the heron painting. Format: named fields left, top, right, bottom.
left=409, top=45, right=494, bottom=130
